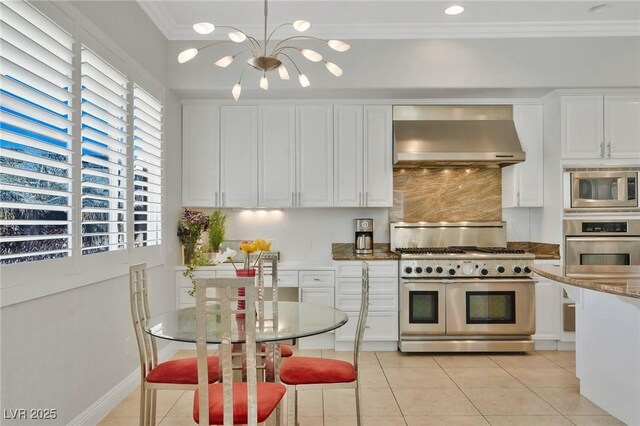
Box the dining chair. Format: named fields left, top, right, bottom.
left=193, top=276, right=287, bottom=425
left=279, top=261, right=370, bottom=426
left=129, top=264, right=220, bottom=426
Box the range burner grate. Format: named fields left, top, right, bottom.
left=396, top=247, right=466, bottom=254
left=476, top=246, right=526, bottom=254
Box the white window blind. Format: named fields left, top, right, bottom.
left=0, top=1, right=75, bottom=264
left=80, top=46, right=128, bottom=255
left=132, top=84, right=162, bottom=247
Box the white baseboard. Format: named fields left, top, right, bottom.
left=558, top=341, right=576, bottom=351
left=334, top=341, right=397, bottom=352
left=534, top=340, right=559, bottom=351
left=68, top=342, right=180, bottom=426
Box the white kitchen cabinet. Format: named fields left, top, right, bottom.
left=182, top=104, right=220, bottom=207
left=334, top=260, right=398, bottom=351
left=561, top=94, right=640, bottom=160
left=220, top=106, right=258, bottom=207
left=334, top=106, right=393, bottom=207
left=296, top=106, right=334, bottom=207
left=533, top=276, right=561, bottom=347
left=502, top=104, right=544, bottom=207
left=298, top=269, right=336, bottom=349
left=258, top=106, right=296, bottom=207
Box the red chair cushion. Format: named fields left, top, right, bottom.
left=279, top=356, right=356, bottom=385
left=146, top=356, right=219, bottom=384
left=193, top=382, right=286, bottom=424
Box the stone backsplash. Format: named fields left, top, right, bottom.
left=390, top=168, right=502, bottom=222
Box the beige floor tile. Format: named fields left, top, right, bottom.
left=485, top=415, right=573, bottom=425
left=158, top=417, right=196, bottom=426
left=322, top=350, right=380, bottom=368
left=323, top=389, right=356, bottom=416
left=323, top=416, right=356, bottom=426
left=362, top=388, right=403, bottom=417
left=537, top=351, right=577, bottom=368
left=565, top=415, right=626, bottom=425
left=393, top=388, right=480, bottom=416
left=323, top=416, right=406, bottom=426
left=164, top=391, right=194, bottom=418
left=489, top=353, right=557, bottom=368
left=432, top=355, right=499, bottom=368
left=444, top=367, right=525, bottom=389
left=531, top=388, right=609, bottom=416
left=359, top=367, right=390, bottom=389
left=299, top=416, right=324, bottom=426
left=385, top=367, right=457, bottom=389
left=462, top=388, right=558, bottom=416
left=376, top=351, right=439, bottom=368
left=564, top=365, right=577, bottom=375
left=404, top=415, right=490, bottom=425
left=107, top=389, right=185, bottom=419
left=505, top=367, right=579, bottom=388
left=98, top=417, right=140, bottom=425
left=299, top=390, right=324, bottom=417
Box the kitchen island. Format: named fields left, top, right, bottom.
left=531, top=265, right=640, bottom=426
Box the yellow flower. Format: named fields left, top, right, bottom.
left=254, top=238, right=272, bottom=251
left=240, top=240, right=258, bottom=253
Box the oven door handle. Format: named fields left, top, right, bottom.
left=566, top=237, right=640, bottom=242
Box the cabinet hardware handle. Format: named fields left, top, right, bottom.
left=365, top=325, right=371, bottom=329
left=222, top=192, right=225, bottom=206
left=215, top=192, right=219, bottom=206
left=292, top=192, right=295, bottom=207
left=313, top=278, right=320, bottom=281
left=607, top=142, right=612, bottom=158
left=298, top=192, right=301, bottom=207
left=359, top=192, right=362, bottom=206
left=600, top=141, right=605, bottom=158
left=365, top=191, right=368, bottom=206
left=517, top=192, right=520, bottom=206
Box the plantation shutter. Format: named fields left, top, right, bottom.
left=132, top=85, right=162, bottom=247
left=0, top=1, right=75, bottom=264
left=80, top=46, right=128, bottom=255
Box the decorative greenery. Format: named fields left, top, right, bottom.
left=208, top=210, right=226, bottom=253
left=177, top=208, right=209, bottom=264
left=184, top=247, right=212, bottom=297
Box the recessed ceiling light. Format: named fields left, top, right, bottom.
left=445, top=5, right=465, bottom=15
left=589, top=3, right=612, bottom=13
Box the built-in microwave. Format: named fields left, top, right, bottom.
left=564, top=166, right=638, bottom=212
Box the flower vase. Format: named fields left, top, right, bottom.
left=235, top=268, right=256, bottom=317
left=182, top=244, right=196, bottom=265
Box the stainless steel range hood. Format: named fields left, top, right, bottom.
left=393, top=105, right=525, bottom=168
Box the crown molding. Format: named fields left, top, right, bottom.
left=138, top=2, right=640, bottom=41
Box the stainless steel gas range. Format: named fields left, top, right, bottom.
left=391, top=222, right=536, bottom=353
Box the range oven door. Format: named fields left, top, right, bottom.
left=446, top=279, right=535, bottom=336
left=400, top=280, right=445, bottom=336
left=565, top=237, right=640, bottom=266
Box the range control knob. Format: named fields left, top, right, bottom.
left=513, top=266, right=522, bottom=274
left=404, top=267, right=413, bottom=274
left=480, top=268, right=489, bottom=276
left=425, top=266, right=433, bottom=274
left=448, top=268, right=456, bottom=276
left=435, top=266, right=444, bottom=274
left=496, top=265, right=505, bottom=273
left=524, top=266, right=531, bottom=273
left=415, top=267, right=423, bottom=274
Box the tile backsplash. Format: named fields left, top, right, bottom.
left=390, top=168, right=502, bottom=222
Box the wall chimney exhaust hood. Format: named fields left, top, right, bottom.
left=393, top=105, right=525, bottom=168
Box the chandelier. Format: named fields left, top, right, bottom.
left=177, top=0, right=350, bottom=100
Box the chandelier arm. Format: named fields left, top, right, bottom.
left=197, top=40, right=256, bottom=56
left=277, top=52, right=303, bottom=75
left=271, top=36, right=329, bottom=55
left=265, top=23, right=292, bottom=47
left=212, top=25, right=261, bottom=53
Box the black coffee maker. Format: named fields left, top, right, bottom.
left=354, top=218, right=373, bottom=255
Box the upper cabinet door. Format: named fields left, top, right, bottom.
left=561, top=96, right=604, bottom=159
left=334, top=106, right=364, bottom=207
left=364, top=106, right=393, bottom=207
left=220, top=106, right=258, bottom=208
left=296, top=106, right=334, bottom=207
left=182, top=104, right=220, bottom=207
left=605, top=94, right=640, bottom=160
left=513, top=104, right=544, bottom=207
left=259, top=106, right=296, bottom=207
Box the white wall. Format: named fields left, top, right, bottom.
left=0, top=2, right=181, bottom=424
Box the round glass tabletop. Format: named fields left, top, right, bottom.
left=144, top=301, right=349, bottom=344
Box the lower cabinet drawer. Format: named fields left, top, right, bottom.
left=335, top=311, right=398, bottom=342
left=336, top=294, right=398, bottom=312
left=299, top=270, right=334, bottom=287
left=263, top=270, right=298, bottom=287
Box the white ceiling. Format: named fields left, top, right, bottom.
left=139, top=1, right=640, bottom=40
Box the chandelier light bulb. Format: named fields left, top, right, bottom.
left=328, top=40, right=350, bottom=52
left=292, top=20, right=311, bottom=32
left=229, top=31, right=247, bottom=43
left=298, top=73, right=310, bottom=87
left=260, top=74, right=269, bottom=90
left=278, top=64, right=290, bottom=80
left=177, top=48, right=199, bottom=63
left=193, top=22, right=215, bottom=34
left=214, top=55, right=235, bottom=67
left=232, top=83, right=242, bottom=101
left=445, top=5, right=465, bottom=15
left=324, top=61, right=342, bottom=77
left=301, top=49, right=323, bottom=62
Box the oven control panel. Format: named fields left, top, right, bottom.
left=400, top=259, right=533, bottom=278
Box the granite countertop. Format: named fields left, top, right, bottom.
left=331, top=243, right=400, bottom=261
left=507, top=242, right=560, bottom=260
left=531, top=264, right=640, bottom=299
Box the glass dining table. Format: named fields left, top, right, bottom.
left=144, top=301, right=349, bottom=344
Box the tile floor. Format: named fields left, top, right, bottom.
left=99, top=349, right=626, bottom=426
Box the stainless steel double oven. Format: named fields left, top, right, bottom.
left=392, top=222, right=536, bottom=352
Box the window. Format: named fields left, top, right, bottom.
left=0, top=0, right=75, bottom=264
left=0, top=1, right=163, bottom=267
